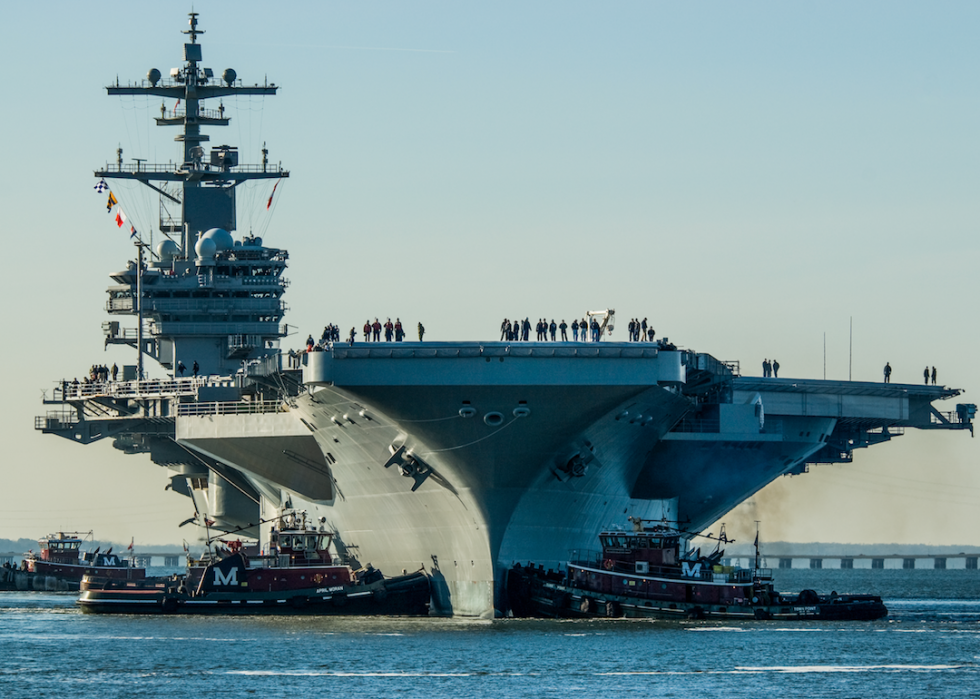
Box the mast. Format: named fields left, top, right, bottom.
left=97, top=11, right=288, bottom=257
left=97, top=12, right=291, bottom=377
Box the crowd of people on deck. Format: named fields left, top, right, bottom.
left=762, top=359, right=780, bottom=378
left=89, top=364, right=118, bottom=383
left=497, top=317, right=657, bottom=343
left=299, top=314, right=674, bottom=356
left=304, top=318, right=426, bottom=352
left=883, top=363, right=939, bottom=385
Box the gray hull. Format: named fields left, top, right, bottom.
left=283, top=343, right=832, bottom=616
left=162, top=341, right=969, bottom=617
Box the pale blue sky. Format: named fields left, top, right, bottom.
left=1, top=1, right=977, bottom=545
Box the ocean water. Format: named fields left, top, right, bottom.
left=0, top=570, right=977, bottom=698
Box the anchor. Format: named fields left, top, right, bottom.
left=383, top=445, right=432, bottom=492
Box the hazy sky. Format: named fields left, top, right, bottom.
left=1, top=1, right=977, bottom=546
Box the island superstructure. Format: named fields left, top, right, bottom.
left=37, top=14, right=976, bottom=617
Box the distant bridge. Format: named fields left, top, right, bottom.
left=0, top=552, right=186, bottom=568
left=724, top=553, right=979, bottom=570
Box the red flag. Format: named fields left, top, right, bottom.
left=266, top=180, right=280, bottom=210
left=173, top=98, right=180, bottom=116
left=127, top=537, right=134, bottom=552
left=115, top=210, right=127, bottom=228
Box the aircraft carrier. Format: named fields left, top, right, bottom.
left=37, top=14, right=976, bottom=617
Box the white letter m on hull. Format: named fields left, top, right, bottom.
left=214, top=567, right=238, bottom=586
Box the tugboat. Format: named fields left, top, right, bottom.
left=506, top=517, right=887, bottom=621
left=77, top=511, right=430, bottom=615
left=21, top=532, right=145, bottom=590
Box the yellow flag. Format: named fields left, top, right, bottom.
left=107, top=192, right=118, bottom=212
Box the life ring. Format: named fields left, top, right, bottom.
left=603, top=559, right=614, bottom=570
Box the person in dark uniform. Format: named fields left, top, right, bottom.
left=772, top=359, right=779, bottom=378
left=924, top=366, right=930, bottom=384
left=884, top=362, right=892, bottom=383
left=932, top=366, right=937, bottom=385
left=177, top=361, right=186, bottom=376
left=549, top=319, right=557, bottom=341
left=192, top=361, right=199, bottom=377
left=418, top=322, right=425, bottom=341
left=559, top=320, right=568, bottom=341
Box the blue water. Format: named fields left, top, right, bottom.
left=1, top=570, right=977, bottom=698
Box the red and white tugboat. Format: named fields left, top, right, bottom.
left=78, top=511, right=430, bottom=615
left=24, top=532, right=144, bottom=590
left=507, top=517, right=887, bottom=621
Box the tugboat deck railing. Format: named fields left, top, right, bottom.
left=569, top=550, right=772, bottom=584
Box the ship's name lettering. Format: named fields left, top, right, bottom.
left=315, top=586, right=344, bottom=594
left=681, top=562, right=702, bottom=578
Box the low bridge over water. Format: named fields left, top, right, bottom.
left=724, top=553, right=980, bottom=570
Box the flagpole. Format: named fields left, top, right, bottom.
left=136, top=240, right=146, bottom=390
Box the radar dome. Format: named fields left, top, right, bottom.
left=202, top=227, right=233, bottom=251
left=195, top=237, right=217, bottom=259
left=147, top=68, right=161, bottom=86
left=156, top=239, right=179, bottom=261
left=222, top=68, right=237, bottom=86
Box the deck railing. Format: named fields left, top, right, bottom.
left=53, top=376, right=235, bottom=402
left=176, top=400, right=286, bottom=417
